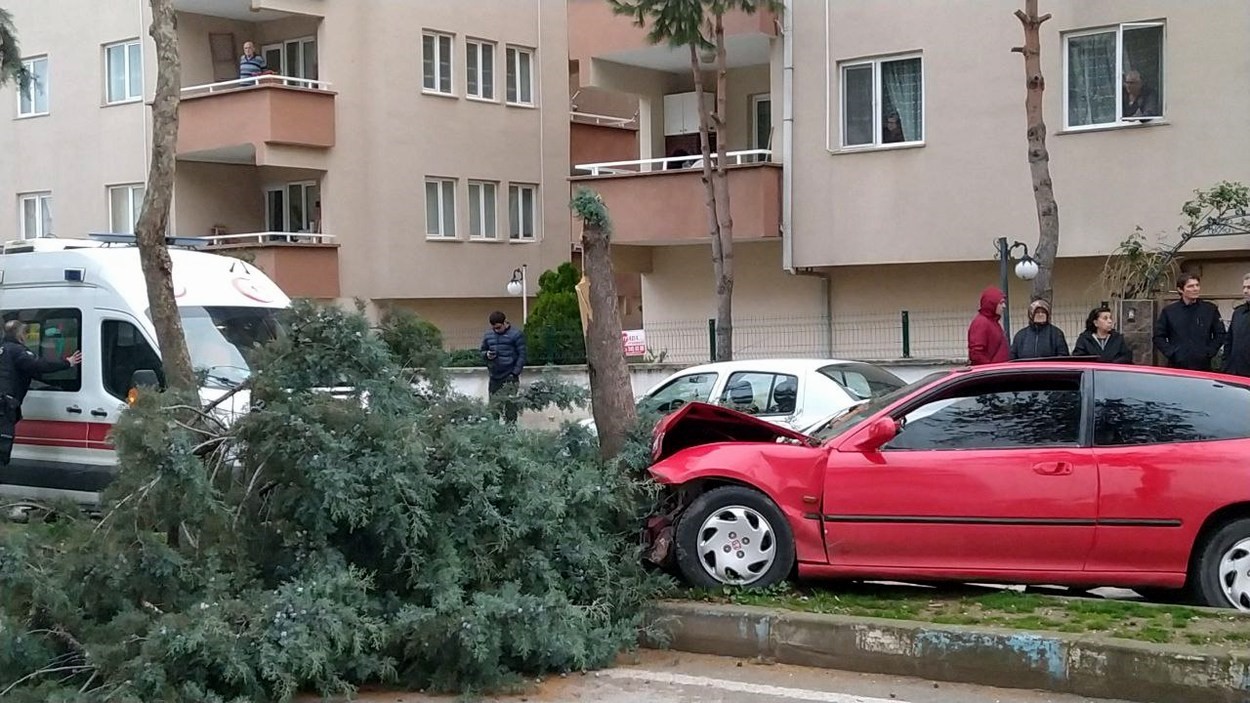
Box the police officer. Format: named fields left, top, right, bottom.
left=0, top=320, right=83, bottom=465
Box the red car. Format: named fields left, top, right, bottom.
left=645, top=361, right=1250, bottom=610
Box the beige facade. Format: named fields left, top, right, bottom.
left=570, top=0, right=1250, bottom=360
left=1, top=0, right=572, bottom=327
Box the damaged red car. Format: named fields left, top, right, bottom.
left=644, top=361, right=1250, bottom=610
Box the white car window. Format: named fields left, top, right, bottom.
left=719, top=372, right=799, bottom=417
left=643, top=373, right=718, bottom=413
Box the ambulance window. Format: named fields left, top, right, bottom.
left=1, top=308, right=82, bottom=392
left=101, top=320, right=164, bottom=400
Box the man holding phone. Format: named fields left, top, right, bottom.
left=480, top=311, right=527, bottom=423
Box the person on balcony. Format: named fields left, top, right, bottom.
left=239, top=41, right=267, bottom=85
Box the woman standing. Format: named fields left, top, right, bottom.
left=1072, top=306, right=1134, bottom=363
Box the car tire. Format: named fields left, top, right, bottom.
left=1192, top=517, right=1250, bottom=610
left=674, top=486, right=795, bottom=589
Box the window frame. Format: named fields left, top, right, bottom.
left=18, top=192, right=52, bottom=240
left=17, top=55, right=49, bottom=117
left=1062, top=21, right=1167, bottom=131
left=749, top=92, right=771, bottom=153
left=265, top=181, right=319, bottom=232
left=508, top=183, right=538, bottom=241
left=1, top=308, right=83, bottom=393
left=465, top=38, right=496, bottom=101
left=107, top=183, right=145, bottom=234
left=838, top=52, right=925, bottom=150
left=425, top=177, right=457, bottom=238
left=467, top=180, right=498, bottom=239
left=104, top=39, right=143, bottom=105
left=100, top=318, right=164, bottom=401
left=422, top=31, right=455, bottom=96
left=1092, top=369, right=1250, bottom=447
left=505, top=45, right=535, bottom=107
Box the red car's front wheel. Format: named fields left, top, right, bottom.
left=674, top=486, right=795, bottom=588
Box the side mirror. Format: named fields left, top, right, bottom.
left=852, top=417, right=898, bottom=452
left=127, top=369, right=162, bottom=406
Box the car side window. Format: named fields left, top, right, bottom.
left=884, top=373, right=1084, bottom=451
left=101, top=320, right=165, bottom=400
left=644, top=373, right=718, bottom=413
left=1094, top=370, right=1250, bottom=446
left=1, top=308, right=82, bottom=392
left=719, top=372, right=799, bottom=416
left=819, top=363, right=904, bottom=400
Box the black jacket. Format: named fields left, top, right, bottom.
left=479, top=325, right=527, bottom=380
left=1153, top=299, right=1225, bottom=371
left=1071, top=331, right=1134, bottom=364
left=1010, top=323, right=1069, bottom=360
left=1224, top=303, right=1250, bottom=376
left=0, top=339, right=71, bottom=409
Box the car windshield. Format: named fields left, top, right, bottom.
left=808, top=371, right=950, bottom=442
left=181, top=306, right=282, bottom=387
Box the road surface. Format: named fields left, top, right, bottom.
left=345, top=650, right=1136, bottom=703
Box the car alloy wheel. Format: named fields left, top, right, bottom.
left=696, top=505, right=776, bottom=585
left=1217, top=537, right=1250, bottom=611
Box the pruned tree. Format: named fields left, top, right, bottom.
left=572, top=188, right=637, bottom=459
left=134, top=0, right=195, bottom=391
left=611, top=0, right=782, bottom=362
left=0, top=8, right=30, bottom=88
left=1013, top=0, right=1060, bottom=303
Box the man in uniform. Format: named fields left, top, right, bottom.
left=0, top=320, right=83, bottom=465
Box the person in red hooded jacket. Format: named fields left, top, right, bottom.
left=967, top=286, right=1009, bottom=365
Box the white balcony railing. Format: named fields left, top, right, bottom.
left=573, top=149, right=772, bottom=176
left=570, top=110, right=638, bottom=128
left=202, top=232, right=336, bottom=246
left=181, top=74, right=332, bottom=98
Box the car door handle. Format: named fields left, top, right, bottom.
left=1033, top=461, right=1073, bottom=476
left=65, top=405, right=82, bottom=414
left=90, top=408, right=108, bottom=418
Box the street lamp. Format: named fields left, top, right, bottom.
left=507, top=264, right=528, bottom=322
left=996, top=237, right=1039, bottom=333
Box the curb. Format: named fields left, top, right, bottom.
left=642, top=601, right=1250, bottom=703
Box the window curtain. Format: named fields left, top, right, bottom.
left=881, top=58, right=922, bottom=142
left=1067, top=32, right=1116, bottom=126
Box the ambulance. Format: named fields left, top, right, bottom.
left=0, top=234, right=290, bottom=505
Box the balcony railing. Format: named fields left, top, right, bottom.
left=202, top=232, right=335, bottom=247
left=569, top=110, right=638, bottom=128
left=573, top=149, right=772, bottom=176
left=200, top=232, right=340, bottom=299
left=181, top=74, right=332, bottom=97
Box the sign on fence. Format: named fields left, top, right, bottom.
left=622, top=329, right=646, bottom=357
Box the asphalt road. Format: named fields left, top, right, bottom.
left=345, top=650, right=1137, bottom=703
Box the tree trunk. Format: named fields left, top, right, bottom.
left=710, top=13, right=734, bottom=361
left=572, top=189, right=637, bottom=460
left=135, top=0, right=195, bottom=392
left=1013, top=0, right=1059, bottom=304
left=689, top=41, right=732, bottom=362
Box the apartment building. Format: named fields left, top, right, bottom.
left=569, top=0, right=1250, bottom=361
left=0, top=0, right=571, bottom=339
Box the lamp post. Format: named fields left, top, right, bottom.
left=506, top=264, right=528, bottom=323
left=996, top=237, right=1039, bottom=334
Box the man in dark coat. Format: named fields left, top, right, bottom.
left=1223, top=274, right=1250, bottom=377
left=1153, top=273, right=1225, bottom=371
left=967, top=286, right=1009, bottom=366
left=480, top=311, right=527, bottom=423
left=0, top=320, right=83, bottom=465
left=1010, top=299, right=1070, bottom=360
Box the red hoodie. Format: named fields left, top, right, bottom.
left=968, top=286, right=1009, bottom=365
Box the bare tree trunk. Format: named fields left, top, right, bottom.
left=710, top=13, right=734, bottom=361
left=135, top=0, right=195, bottom=392
left=1013, top=0, right=1059, bottom=304
left=689, top=42, right=732, bottom=362
left=572, top=189, right=637, bottom=460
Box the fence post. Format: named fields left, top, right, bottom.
left=708, top=318, right=717, bottom=362
left=901, top=310, right=911, bottom=359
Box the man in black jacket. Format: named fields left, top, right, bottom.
left=480, top=311, right=527, bottom=423
left=1153, top=273, right=1226, bottom=371
left=1224, top=273, right=1250, bottom=377
left=0, top=320, right=83, bottom=465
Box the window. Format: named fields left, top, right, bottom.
left=508, top=184, right=536, bottom=240
left=720, top=372, right=800, bottom=416
left=101, top=320, right=163, bottom=399
left=17, top=56, right=49, bottom=117
left=1094, top=371, right=1250, bottom=446
left=1065, top=22, right=1164, bottom=128
left=819, top=362, right=905, bottom=401
left=1, top=308, right=82, bottom=392
left=840, top=55, right=923, bottom=148
left=885, top=373, right=1084, bottom=451
left=18, top=192, right=52, bottom=240
left=105, top=40, right=142, bottom=104
left=266, top=181, right=319, bottom=232
left=642, top=373, right=718, bottom=414
left=506, top=46, right=534, bottom=105
left=466, top=39, right=495, bottom=100
left=422, top=31, right=453, bottom=94
left=750, top=93, right=771, bottom=154
left=468, top=181, right=497, bottom=239
left=108, top=184, right=145, bottom=234
left=261, top=37, right=318, bottom=85
left=425, top=178, right=456, bottom=237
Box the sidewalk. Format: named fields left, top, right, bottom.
left=642, top=600, right=1250, bottom=703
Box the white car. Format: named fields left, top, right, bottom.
left=586, top=358, right=906, bottom=433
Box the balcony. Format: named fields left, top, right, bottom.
left=173, top=0, right=322, bottom=19
left=571, top=151, right=780, bottom=246
left=203, top=232, right=340, bottom=300
left=177, top=75, right=335, bottom=167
